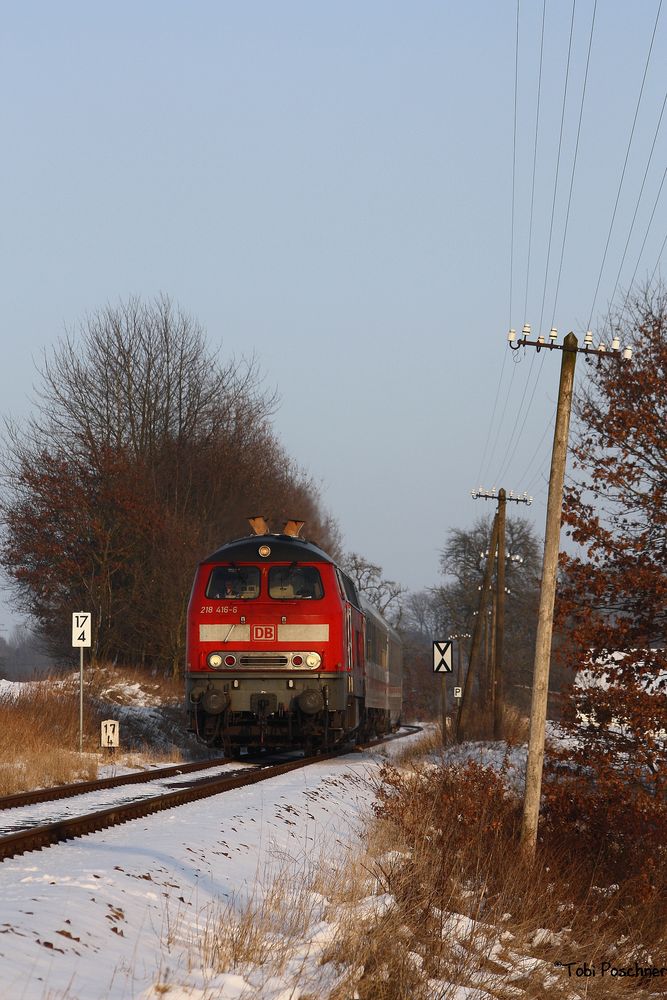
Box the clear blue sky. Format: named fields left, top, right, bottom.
left=1, top=2, right=665, bottom=631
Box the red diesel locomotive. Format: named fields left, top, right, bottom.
left=185, top=518, right=402, bottom=752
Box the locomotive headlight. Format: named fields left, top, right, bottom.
left=207, top=652, right=223, bottom=668
left=305, top=652, right=321, bottom=668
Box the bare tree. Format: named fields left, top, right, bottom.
left=433, top=516, right=542, bottom=714
left=341, top=552, right=406, bottom=625
left=30, top=295, right=274, bottom=458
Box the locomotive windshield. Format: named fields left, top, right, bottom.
left=206, top=566, right=260, bottom=599
left=268, top=565, right=324, bottom=599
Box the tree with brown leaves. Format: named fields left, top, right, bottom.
left=1, top=296, right=339, bottom=671
left=547, top=288, right=667, bottom=889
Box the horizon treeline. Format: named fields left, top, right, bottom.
left=0, top=295, right=340, bottom=673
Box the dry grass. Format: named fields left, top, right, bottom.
left=150, top=737, right=666, bottom=999
left=0, top=675, right=102, bottom=794
left=392, top=724, right=443, bottom=765
left=500, top=704, right=530, bottom=745
left=0, top=665, right=185, bottom=794
left=111, top=745, right=184, bottom=768
left=313, top=755, right=667, bottom=1000
left=85, top=662, right=184, bottom=706
left=172, top=866, right=340, bottom=997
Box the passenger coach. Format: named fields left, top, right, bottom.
left=185, top=518, right=402, bottom=753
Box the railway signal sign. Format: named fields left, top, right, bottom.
left=433, top=640, right=453, bottom=673
left=72, top=612, right=91, bottom=648
left=72, top=612, right=92, bottom=754
left=101, top=720, right=120, bottom=749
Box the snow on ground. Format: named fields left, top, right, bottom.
left=0, top=678, right=35, bottom=698
left=440, top=721, right=574, bottom=795
left=0, top=721, right=633, bottom=1000
left=0, top=740, right=408, bottom=1000
left=0, top=762, right=259, bottom=836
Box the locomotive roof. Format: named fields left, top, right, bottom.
left=201, top=533, right=336, bottom=566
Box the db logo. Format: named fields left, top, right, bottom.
left=253, top=625, right=276, bottom=641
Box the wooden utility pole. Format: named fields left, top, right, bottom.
left=448, top=633, right=470, bottom=740
left=520, top=332, right=577, bottom=857
left=505, top=323, right=632, bottom=858
left=484, top=599, right=495, bottom=710
left=494, top=488, right=507, bottom=738
left=456, top=637, right=463, bottom=689
left=470, top=486, right=530, bottom=740
left=457, top=515, right=499, bottom=742
left=441, top=672, right=448, bottom=745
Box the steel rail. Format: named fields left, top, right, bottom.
left=0, top=756, right=233, bottom=811
left=0, top=727, right=421, bottom=862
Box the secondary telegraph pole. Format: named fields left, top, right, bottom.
left=507, top=325, right=633, bottom=858
left=495, top=494, right=506, bottom=740
left=457, top=515, right=498, bottom=742
left=471, top=487, right=531, bottom=738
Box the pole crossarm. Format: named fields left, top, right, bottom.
left=507, top=325, right=632, bottom=361
left=471, top=487, right=532, bottom=505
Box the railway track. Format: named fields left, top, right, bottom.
left=0, top=726, right=421, bottom=862
left=0, top=755, right=241, bottom=810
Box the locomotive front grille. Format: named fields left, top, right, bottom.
left=239, top=655, right=289, bottom=667
left=202, top=649, right=322, bottom=670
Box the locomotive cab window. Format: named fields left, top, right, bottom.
left=269, top=565, right=324, bottom=600
left=206, top=566, right=260, bottom=599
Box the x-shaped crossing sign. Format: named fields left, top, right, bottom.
left=432, top=640, right=453, bottom=673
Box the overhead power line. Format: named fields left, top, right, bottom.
left=587, top=0, right=664, bottom=331
left=537, top=0, right=577, bottom=339
left=603, top=85, right=667, bottom=330
left=493, top=0, right=593, bottom=489
left=624, top=163, right=667, bottom=298
left=476, top=0, right=521, bottom=488
left=522, top=0, right=547, bottom=326
left=550, top=0, right=598, bottom=326
left=649, top=228, right=667, bottom=287
left=509, top=0, right=520, bottom=329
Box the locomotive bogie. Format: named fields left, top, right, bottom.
left=188, top=673, right=348, bottom=716
left=187, top=671, right=351, bottom=749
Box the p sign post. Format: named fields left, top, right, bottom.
left=433, top=640, right=453, bottom=746
left=72, top=613, right=91, bottom=753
